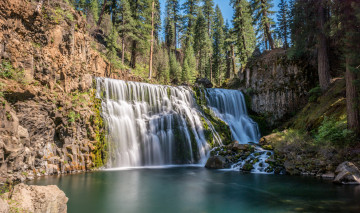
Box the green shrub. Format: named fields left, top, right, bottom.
left=308, top=86, right=322, bottom=102
left=314, top=117, right=356, bottom=147
left=0, top=60, right=25, bottom=83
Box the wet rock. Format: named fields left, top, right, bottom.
left=205, top=156, right=230, bottom=169
left=321, top=172, right=335, bottom=179
left=195, top=78, right=213, bottom=88
left=8, top=183, right=68, bottom=213
left=333, top=162, right=360, bottom=185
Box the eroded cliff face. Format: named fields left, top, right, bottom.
left=237, top=49, right=315, bottom=127
left=0, top=0, right=137, bottom=182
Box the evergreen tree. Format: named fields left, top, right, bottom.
left=223, top=20, right=235, bottom=79
left=276, top=0, right=290, bottom=49
left=129, top=0, right=152, bottom=68
left=182, top=44, right=198, bottom=83
left=155, top=45, right=170, bottom=84
left=251, top=0, right=275, bottom=49
left=181, top=0, right=200, bottom=45
left=231, top=0, right=256, bottom=67
left=194, top=11, right=212, bottom=78
left=334, top=0, right=360, bottom=133
left=169, top=52, right=182, bottom=83
left=165, top=0, right=181, bottom=50
left=202, top=0, right=215, bottom=36
left=212, top=5, right=225, bottom=84
left=288, top=0, right=331, bottom=91
left=118, top=0, right=134, bottom=65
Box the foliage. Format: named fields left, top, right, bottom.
left=308, top=86, right=322, bottom=102
left=169, top=52, right=182, bottom=84
left=314, top=117, right=356, bottom=147
left=231, top=0, right=256, bottom=66
left=0, top=60, right=25, bottom=83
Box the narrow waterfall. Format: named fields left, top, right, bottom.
left=96, top=78, right=214, bottom=168
left=206, top=89, right=261, bottom=144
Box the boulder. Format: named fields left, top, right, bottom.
left=195, top=78, right=213, bottom=88
left=333, top=162, right=360, bottom=185
left=205, top=156, right=230, bottom=169
left=0, top=197, right=9, bottom=213
left=9, top=183, right=68, bottom=213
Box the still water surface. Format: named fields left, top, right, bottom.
left=29, top=167, right=360, bottom=213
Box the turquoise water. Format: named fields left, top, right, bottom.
left=29, top=167, right=360, bottom=213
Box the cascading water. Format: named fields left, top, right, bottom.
left=205, top=89, right=273, bottom=173
left=205, top=88, right=261, bottom=144
left=96, top=78, right=219, bottom=168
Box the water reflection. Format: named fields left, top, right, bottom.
left=29, top=168, right=360, bottom=213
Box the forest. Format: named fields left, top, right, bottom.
left=69, top=0, right=360, bottom=134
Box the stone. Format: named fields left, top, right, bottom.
left=333, top=162, right=360, bottom=185
left=0, top=197, right=9, bottom=213
left=321, top=172, right=335, bottom=179
left=9, top=183, right=68, bottom=213
left=205, top=156, right=230, bottom=169
left=195, top=78, right=213, bottom=88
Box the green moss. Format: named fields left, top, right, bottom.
left=286, top=79, right=347, bottom=131
left=90, top=89, right=108, bottom=168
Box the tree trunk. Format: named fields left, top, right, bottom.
left=345, top=56, right=360, bottom=133
left=231, top=44, right=236, bottom=78
left=121, top=8, right=125, bottom=65
left=130, top=41, right=137, bottom=69
left=226, top=51, right=231, bottom=79
left=97, top=0, right=108, bottom=27
left=149, top=1, right=155, bottom=79
left=173, top=5, right=177, bottom=52
left=209, top=54, right=212, bottom=82
left=317, top=1, right=331, bottom=91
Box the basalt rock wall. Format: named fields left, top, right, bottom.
left=0, top=0, right=138, bottom=183
left=237, top=49, right=315, bottom=127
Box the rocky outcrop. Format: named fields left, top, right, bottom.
left=334, top=162, right=360, bottom=185
left=0, top=0, right=140, bottom=182
left=1, top=183, right=68, bottom=213
left=237, top=49, right=315, bottom=126
left=205, top=156, right=229, bottom=169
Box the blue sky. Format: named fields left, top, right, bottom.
left=159, top=0, right=280, bottom=26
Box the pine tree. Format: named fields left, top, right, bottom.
left=212, top=5, right=225, bottom=85
left=276, top=0, right=290, bottom=49
left=194, top=11, right=212, bottom=78
left=182, top=44, right=197, bottom=83
left=223, top=20, right=235, bottom=79
left=118, top=0, right=134, bottom=65
left=202, top=0, right=214, bottom=36
left=334, top=0, right=360, bottom=133
left=251, top=0, right=275, bottom=49
left=165, top=0, right=181, bottom=51
left=169, top=52, right=182, bottom=83
left=181, top=0, right=200, bottom=45
left=231, top=0, right=256, bottom=67
left=155, top=45, right=170, bottom=84
left=289, top=0, right=331, bottom=91
left=129, top=0, right=152, bottom=68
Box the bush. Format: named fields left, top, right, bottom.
left=314, top=117, right=356, bottom=147
left=308, top=86, right=322, bottom=102
left=0, top=60, right=25, bottom=83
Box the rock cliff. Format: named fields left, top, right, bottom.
left=0, top=0, right=138, bottom=183
left=236, top=49, right=315, bottom=127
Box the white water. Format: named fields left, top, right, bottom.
left=206, top=89, right=261, bottom=144
left=96, top=78, right=219, bottom=168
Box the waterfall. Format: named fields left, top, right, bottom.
left=205, top=89, right=261, bottom=144
left=96, top=78, right=214, bottom=168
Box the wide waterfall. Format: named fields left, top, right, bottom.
left=206, top=89, right=261, bottom=144
left=96, top=78, right=215, bottom=168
